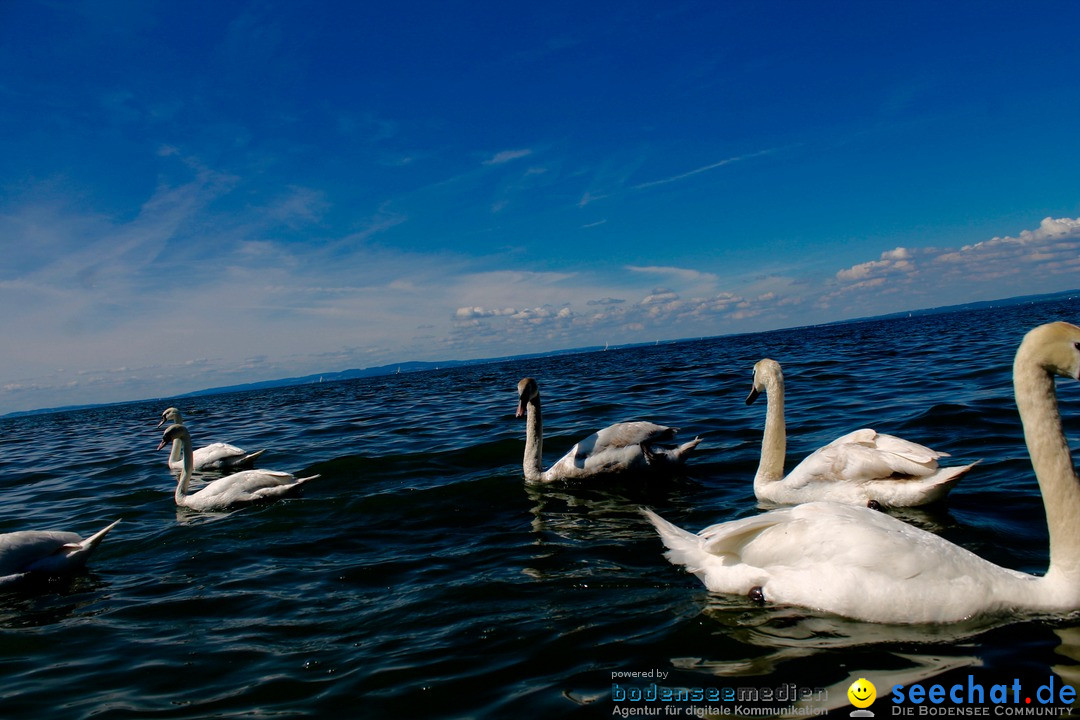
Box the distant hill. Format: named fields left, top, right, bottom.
left=171, top=360, right=464, bottom=398
left=4, top=288, right=1077, bottom=419
left=171, top=343, right=616, bottom=400
left=1, top=347, right=600, bottom=419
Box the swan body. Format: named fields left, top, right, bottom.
left=0, top=519, right=120, bottom=584
left=159, top=424, right=317, bottom=511
left=747, top=358, right=976, bottom=507
left=516, top=377, right=701, bottom=483
left=645, top=322, right=1080, bottom=624
left=158, top=407, right=266, bottom=471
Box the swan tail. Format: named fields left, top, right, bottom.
left=41, top=519, right=120, bottom=572
left=871, top=460, right=980, bottom=507
left=295, top=474, right=320, bottom=485
left=641, top=508, right=709, bottom=573
left=927, top=460, right=980, bottom=495
left=237, top=449, right=267, bottom=466
left=642, top=436, right=702, bottom=466
left=672, top=436, right=702, bottom=462
left=73, top=519, right=121, bottom=557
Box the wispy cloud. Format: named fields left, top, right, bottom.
left=483, top=148, right=533, bottom=165
left=578, top=146, right=787, bottom=209
left=631, top=148, right=780, bottom=190
left=627, top=265, right=719, bottom=285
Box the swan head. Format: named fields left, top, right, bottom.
left=1017, top=322, right=1080, bottom=380
left=746, top=358, right=783, bottom=405
left=157, top=423, right=191, bottom=451
left=516, top=377, right=539, bottom=418
left=158, top=407, right=183, bottom=428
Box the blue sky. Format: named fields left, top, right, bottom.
left=2, top=1, right=1079, bottom=414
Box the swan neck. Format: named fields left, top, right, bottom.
left=523, top=396, right=544, bottom=482
left=755, top=373, right=787, bottom=487
left=175, top=436, right=194, bottom=505
left=168, top=436, right=182, bottom=465
left=1015, top=355, right=1080, bottom=579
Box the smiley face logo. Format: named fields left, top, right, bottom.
left=847, top=678, right=876, bottom=708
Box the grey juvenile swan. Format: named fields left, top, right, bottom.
left=516, top=377, right=701, bottom=483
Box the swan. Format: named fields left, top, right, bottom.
left=515, top=377, right=701, bottom=483
left=746, top=358, right=977, bottom=507
left=157, top=407, right=266, bottom=471
left=158, top=424, right=318, bottom=511
left=644, top=322, right=1080, bottom=624
left=0, top=519, right=120, bottom=584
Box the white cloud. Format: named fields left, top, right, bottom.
left=835, top=247, right=915, bottom=282
left=454, top=306, right=516, bottom=319
left=960, top=216, right=1080, bottom=251
left=641, top=289, right=680, bottom=305
left=824, top=217, right=1080, bottom=312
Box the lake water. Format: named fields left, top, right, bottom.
left=2, top=297, right=1079, bottom=719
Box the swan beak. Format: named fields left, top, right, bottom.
left=156, top=417, right=167, bottom=428
left=746, top=386, right=761, bottom=405
left=156, top=437, right=169, bottom=451
left=515, top=401, right=526, bottom=418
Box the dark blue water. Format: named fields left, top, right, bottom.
left=2, top=298, right=1079, bottom=718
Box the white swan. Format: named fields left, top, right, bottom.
left=0, top=519, right=120, bottom=584
left=746, top=358, right=977, bottom=507
left=645, top=322, right=1080, bottom=624
left=158, top=424, right=318, bottom=511
left=158, top=407, right=266, bottom=471
left=516, top=377, right=701, bottom=483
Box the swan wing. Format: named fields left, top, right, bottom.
left=647, top=503, right=1025, bottom=623
left=0, top=531, right=84, bottom=577
left=544, top=422, right=674, bottom=477
left=197, top=470, right=298, bottom=497
left=248, top=475, right=319, bottom=500
left=733, top=503, right=938, bottom=571
left=186, top=471, right=315, bottom=509
left=735, top=503, right=1027, bottom=622
left=592, top=421, right=676, bottom=451
left=192, top=443, right=266, bottom=470
left=572, top=421, right=676, bottom=464
left=788, top=429, right=945, bottom=486
left=866, top=432, right=948, bottom=464
left=688, top=505, right=919, bottom=574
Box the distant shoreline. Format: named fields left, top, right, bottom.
left=4, top=288, right=1077, bottom=420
